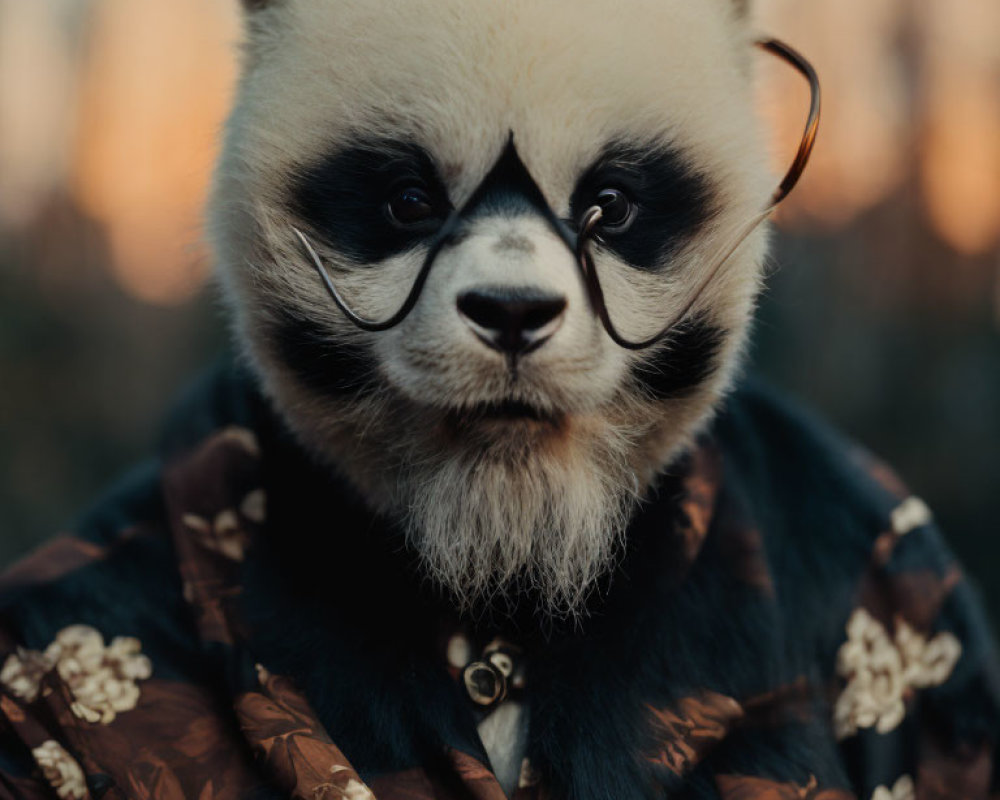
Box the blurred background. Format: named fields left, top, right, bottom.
left=1, top=1, right=998, bottom=614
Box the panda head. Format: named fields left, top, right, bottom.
left=209, top=0, right=773, bottom=616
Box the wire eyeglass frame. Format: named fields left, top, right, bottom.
left=293, top=37, right=821, bottom=350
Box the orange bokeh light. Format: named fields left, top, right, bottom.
left=1, top=1, right=998, bottom=305
left=69, top=0, right=240, bottom=305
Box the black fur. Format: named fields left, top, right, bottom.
left=289, top=139, right=452, bottom=264
left=267, top=309, right=377, bottom=398
left=571, top=140, right=715, bottom=271
left=462, top=138, right=552, bottom=221
left=632, top=315, right=725, bottom=399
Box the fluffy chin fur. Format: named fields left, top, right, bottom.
left=397, top=415, right=641, bottom=619
left=245, top=312, right=746, bottom=618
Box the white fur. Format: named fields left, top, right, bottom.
left=208, top=0, right=772, bottom=618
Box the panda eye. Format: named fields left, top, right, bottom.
left=386, top=185, right=438, bottom=227
left=594, top=187, right=636, bottom=234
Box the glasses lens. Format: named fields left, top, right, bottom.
left=588, top=255, right=680, bottom=346
left=583, top=206, right=774, bottom=350
left=303, top=235, right=426, bottom=329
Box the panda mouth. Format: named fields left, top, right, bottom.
left=446, top=399, right=563, bottom=427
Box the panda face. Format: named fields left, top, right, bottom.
left=209, top=0, right=771, bottom=615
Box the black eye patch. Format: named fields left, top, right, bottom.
left=570, top=141, right=716, bottom=271
left=266, top=307, right=377, bottom=399
left=288, top=139, right=451, bottom=264
left=631, top=315, right=726, bottom=399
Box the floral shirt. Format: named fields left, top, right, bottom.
left=0, top=365, right=997, bottom=800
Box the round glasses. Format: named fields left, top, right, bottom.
left=293, top=38, right=821, bottom=350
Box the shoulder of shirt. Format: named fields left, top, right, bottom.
left=711, top=376, right=935, bottom=563
left=0, top=359, right=261, bottom=660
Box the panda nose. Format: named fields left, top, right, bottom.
left=457, top=288, right=567, bottom=356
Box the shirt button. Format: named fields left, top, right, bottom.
left=462, top=660, right=508, bottom=708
